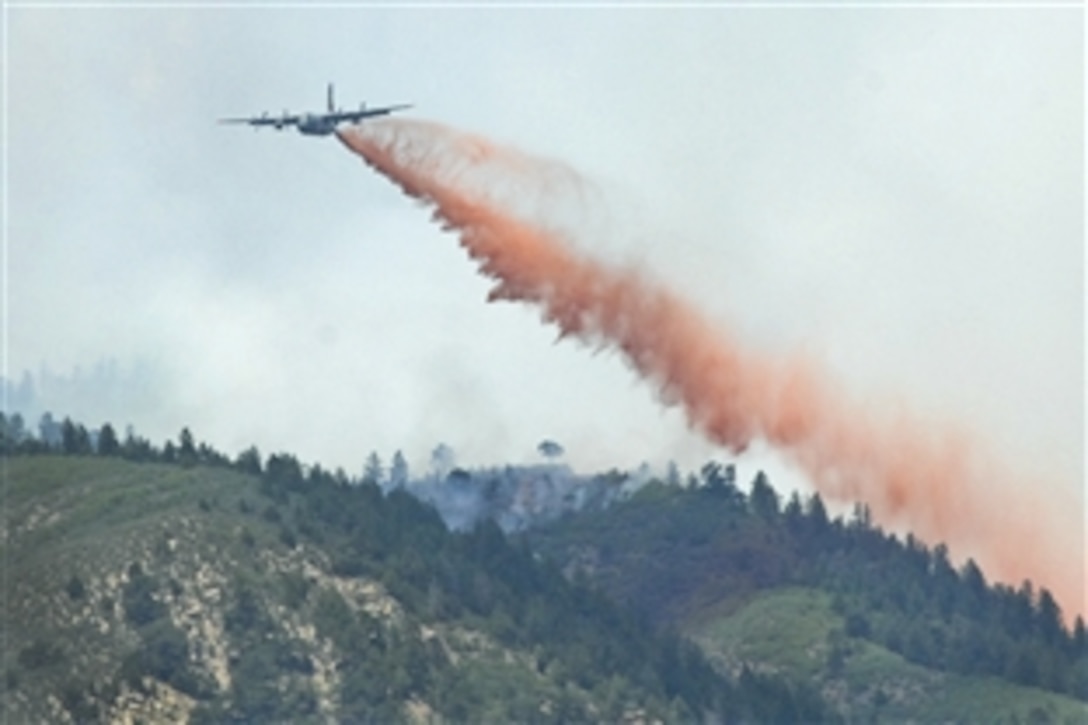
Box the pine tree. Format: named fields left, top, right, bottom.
left=1036, top=589, right=1065, bottom=646
left=805, top=492, right=829, bottom=539
left=98, top=423, right=120, bottom=456
left=1073, top=616, right=1086, bottom=655
left=363, top=452, right=384, bottom=486
left=38, top=412, right=62, bottom=449
left=749, top=471, right=779, bottom=520
left=236, top=446, right=262, bottom=476
left=390, top=450, right=409, bottom=488
left=179, top=428, right=197, bottom=466
left=61, top=418, right=79, bottom=454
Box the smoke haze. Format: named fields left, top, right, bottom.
left=337, top=120, right=1083, bottom=618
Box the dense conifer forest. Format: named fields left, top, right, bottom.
left=528, top=463, right=1087, bottom=702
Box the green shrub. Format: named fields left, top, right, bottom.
left=65, top=575, right=86, bottom=601
left=122, top=567, right=165, bottom=627
left=280, top=573, right=310, bottom=610
left=17, top=639, right=63, bottom=670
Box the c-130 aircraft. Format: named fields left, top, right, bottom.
left=219, top=83, right=411, bottom=136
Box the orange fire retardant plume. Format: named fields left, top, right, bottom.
left=337, top=120, right=1084, bottom=620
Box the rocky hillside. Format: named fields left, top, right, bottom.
left=1, top=454, right=831, bottom=723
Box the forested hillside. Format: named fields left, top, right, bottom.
left=3, top=414, right=1085, bottom=722
left=1, top=416, right=834, bottom=723
left=528, top=463, right=1088, bottom=721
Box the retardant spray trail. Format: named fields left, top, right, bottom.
left=336, top=120, right=1083, bottom=618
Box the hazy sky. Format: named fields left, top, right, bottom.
left=5, top=5, right=1083, bottom=508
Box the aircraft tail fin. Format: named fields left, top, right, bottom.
left=327, top=83, right=335, bottom=112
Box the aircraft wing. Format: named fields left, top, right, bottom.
left=326, top=104, right=412, bottom=124
left=218, top=114, right=301, bottom=128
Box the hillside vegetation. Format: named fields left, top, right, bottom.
left=528, top=464, right=1088, bottom=722
left=4, top=415, right=1085, bottom=722
left=1, top=422, right=833, bottom=723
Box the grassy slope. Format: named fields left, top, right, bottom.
left=690, top=587, right=1087, bottom=723
left=4, top=456, right=256, bottom=624
left=4, top=455, right=251, bottom=558
left=2, top=457, right=273, bottom=719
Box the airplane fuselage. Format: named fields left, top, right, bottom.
left=296, top=114, right=338, bottom=136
